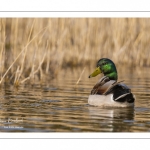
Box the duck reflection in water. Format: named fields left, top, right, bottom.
left=88, top=106, right=134, bottom=132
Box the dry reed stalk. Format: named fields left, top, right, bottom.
left=0, top=24, right=48, bottom=85
left=46, top=46, right=50, bottom=74
left=76, top=67, right=86, bottom=85
left=20, top=26, right=49, bottom=84
left=28, top=44, right=38, bottom=83
left=0, top=19, right=6, bottom=79
left=10, top=18, right=18, bottom=57
left=14, top=66, right=20, bottom=86
left=15, top=19, right=36, bottom=84
left=20, top=49, right=47, bottom=84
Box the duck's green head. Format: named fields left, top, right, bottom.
left=89, top=58, right=118, bottom=80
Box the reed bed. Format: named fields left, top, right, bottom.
left=0, top=18, right=150, bottom=85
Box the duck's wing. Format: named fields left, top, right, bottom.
left=91, top=78, right=135, bottom=103
left=105, top=82, right=135, bottom=103
left=91, top=76, right=116, bottom=95
left=103, top=80, right=125, bottom=95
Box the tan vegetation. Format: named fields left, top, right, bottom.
left=0, top=18, right=150, bottom=85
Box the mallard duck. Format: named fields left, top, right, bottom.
left=88, top=58, right=135, bottom=107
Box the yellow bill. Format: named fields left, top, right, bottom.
left=89, top=67, right=101, bottom=78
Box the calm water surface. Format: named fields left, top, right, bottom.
left=0, top=68, right=150, bottom=132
